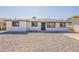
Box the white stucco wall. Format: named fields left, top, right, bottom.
left=28, top=22, right=41, bottom=31
left=28, top=22, right=70, bottom=31
left=6, top=21, right=27, bottom=32
left=46, top=23, right=69, bottom=31
left=6, top=21, right=70, bottom=32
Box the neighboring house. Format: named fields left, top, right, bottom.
left=0, top=17, right=73, bottom=32
left=67, top=18, right=79, bottom=25
left=67, top=17, right=79, bottom=32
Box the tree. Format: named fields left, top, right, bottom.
left=71, top=16, right=79, bottom=18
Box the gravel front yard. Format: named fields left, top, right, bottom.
left=0, top=32, right=79, bottom=52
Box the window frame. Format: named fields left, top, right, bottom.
left=60, top=22, right=66, bottom=27
left=47, top=22, right=55, bottom=28
left=31, top=22, right=38, bottom=27
left=12, top=21, right=19, bottom=27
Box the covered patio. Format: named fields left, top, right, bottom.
left=0, top=20, right=7, bottom=32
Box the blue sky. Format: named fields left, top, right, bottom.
left=0, top=6, right=79, bottom=19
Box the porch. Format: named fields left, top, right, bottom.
left=0, top=21, right=7, bottom=32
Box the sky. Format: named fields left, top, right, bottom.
left=0, top=6, right=79, bottom=19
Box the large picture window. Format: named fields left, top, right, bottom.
left=12, top=21, right=19, bottom=27
left=60, top=22, right=66, bottom=27
left=47, top=22, right=55, bottom=28
left=31, top=22, right=38, bottom=27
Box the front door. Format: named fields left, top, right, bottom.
left=41, top=22, right=45, bottom=30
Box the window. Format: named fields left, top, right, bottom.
left=60, top=22, right=66, bottom=27
left=31, top=22, right=38, bottom=27
left=47, top=22, right=55, bottom=28
left=12, top=21, right=19, bottom=27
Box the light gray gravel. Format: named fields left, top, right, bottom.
left=0, top=33, right=79, bottom=52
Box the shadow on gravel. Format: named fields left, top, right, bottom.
left=0, top=31, right=29, bottom=35
left=29, top=31, right=75, bottom=34
left=0, top=31, right=78, bottom=35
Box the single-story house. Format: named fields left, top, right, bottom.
left=0, top=17, right=73, bottom=33
left=67, top=18, right=79, bottom=25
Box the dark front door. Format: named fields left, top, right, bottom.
left=41, top=22, right=45, bottom=30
